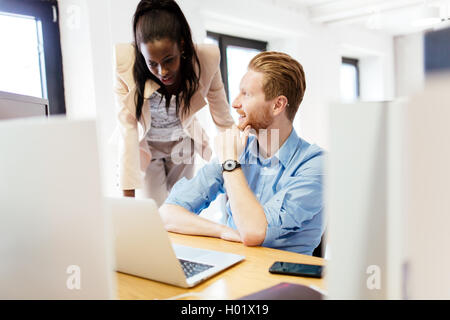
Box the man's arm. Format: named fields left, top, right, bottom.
left=215, top=126, right=267, bottom=246
left=160, top=161, right=241, bottom=243
left=216, top=126, right=324, bottom=251
left=222, top=170, right=267, bottom=246
left=159, top=204, right=241, bottom=242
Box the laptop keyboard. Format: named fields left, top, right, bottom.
left=178, top=259, right=214, bottom=278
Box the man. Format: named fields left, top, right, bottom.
left=159, top=51, right=324, bottom=255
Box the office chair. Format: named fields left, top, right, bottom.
left=313, top=231, right=326, bottom=258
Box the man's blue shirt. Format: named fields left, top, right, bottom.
left=165, top=129, right=324, bottom=255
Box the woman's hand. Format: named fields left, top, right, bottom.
left=123, top=189, right=135, bottom=197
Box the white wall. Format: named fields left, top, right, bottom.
left=337, top=28, right=395, bottom=103
left=58, top=0, right=97, bottom=120
left=58, top=0, right=116, bottom=196
left=178, top=0, right=396, bottom=149
left=394, top=32, right=425, bottom=98
left=58, top=0, right=396, bottom=195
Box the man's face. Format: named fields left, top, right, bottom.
left=232, top=70, right=274, bottom=132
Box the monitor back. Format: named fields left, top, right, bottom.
left=0, top=117, right=114, bottom=299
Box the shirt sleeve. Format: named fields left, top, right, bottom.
left=262, top=155, right=324, bottom=246
left=164, top=159, right=225, bottom=214
left=113, top=44, right=143, bottom=190
left=206, top=67, right=235, bottom=130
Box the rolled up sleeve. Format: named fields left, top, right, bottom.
left=206, top=67, right=235, bottom=130
left=164, top=160, right=225, bottom=214
left=262, top=167, right=323, bottom=246
left=113, top=44, right=143, bottom=190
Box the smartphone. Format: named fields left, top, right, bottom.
left=269, top=261, right=324, bottom=278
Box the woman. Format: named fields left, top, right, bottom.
left=113, top=0, right=234, bottom=206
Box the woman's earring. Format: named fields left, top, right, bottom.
left=181, top=51, right=186, bottom=59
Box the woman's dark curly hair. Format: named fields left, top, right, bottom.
left=132, top=0, right=201, bottom=120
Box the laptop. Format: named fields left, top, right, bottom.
left=0, top=117, right=114, bottom=299
left=106, top=197, right=245, bottom=288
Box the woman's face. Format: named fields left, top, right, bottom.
left=140, top=38, right=182, bottom=87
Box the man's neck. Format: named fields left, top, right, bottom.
left=256, top=123, right=293, bottom=158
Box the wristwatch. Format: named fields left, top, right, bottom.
left=222, top=159, right=241, bottom=172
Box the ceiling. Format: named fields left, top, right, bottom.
left=290, top=0, right=450, bottom=36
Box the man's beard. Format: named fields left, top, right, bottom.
left=237, top=106, right=273, bottom=132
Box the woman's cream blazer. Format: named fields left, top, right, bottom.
left=113, top=43, right=235, bottom=190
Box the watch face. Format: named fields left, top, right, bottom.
left=224, top=160, right=236, bottom=171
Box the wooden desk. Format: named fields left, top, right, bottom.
left=117, top=232, right=326, bottom=300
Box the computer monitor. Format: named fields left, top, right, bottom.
left=326, top=101, right=404, bottom=299
left=402, top=28, right=450, bottom=297
left=0, top=117, right=115, bottom=299
left=425, top=26, right=450, bottom=74
left=326, top=27, right=450, bottom=300
left=402, top=73, right=450, bottom=299
left=0, top=90, right=48, bottom=120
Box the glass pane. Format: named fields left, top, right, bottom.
left=0, top=13, right=43, bottom=98
left=340, top=62, right=358, bottom=102
left=205, top=36, right=218, bottom=46
left=226, top=45, right=261, bottom=123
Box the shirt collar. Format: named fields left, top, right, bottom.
left=245, top=128, right=300, bottom=168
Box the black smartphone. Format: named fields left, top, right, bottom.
left=269, top=261, right=324, bottom=278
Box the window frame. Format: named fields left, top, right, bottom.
left=0, top=0, right=66, bottom=115
left=206, top=32, right=267, bottom=102
left=341, top=57, right=360, bottom=100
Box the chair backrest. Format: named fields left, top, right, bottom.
left=313, top=231, right=326, bottom=258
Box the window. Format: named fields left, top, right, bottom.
left=341, top=57, right=360, bottom=102
left=0, top=13, right=44, bottom=98
left=206, top=32, right=267, bottom=122
left=0, top=0, right=65, bottom=114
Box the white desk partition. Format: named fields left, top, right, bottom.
left=0, top=91, right=48, bottom=120
left=0, top=118, right=114, bottom=299
left=326, top=100, right=406, bottom=299
left=327, top=74, right=450, bottom=299
left=403, top=73, right=450, bottom=299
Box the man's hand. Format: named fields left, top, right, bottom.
left=220, top=226, right=242, bottom=243
left=214, top=125, right=252, bottom=163
left=160, top=204, right=243, bottom=243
